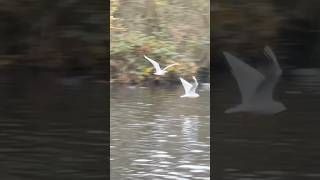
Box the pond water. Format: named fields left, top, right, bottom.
left=213, top=68, right=320, bottom=180
left=0, top=67, right=108, bottom=179
left=110, top=84, right=210, bottom=179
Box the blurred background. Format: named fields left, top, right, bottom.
left=213, top=0, right=320, bottom=179
left=110, top=0, right=210, bottom=84
left=0, top=0, right=106, bottom=71
left=213, top=0, right=320, bottom=69
left=0, top=1, right=108, bottom=179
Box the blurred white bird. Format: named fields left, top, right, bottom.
left=223, top=46, right=286, bottom=114
left=180, top=76, right=200, bottom=98
left=144, top=55, right=178, bottom=76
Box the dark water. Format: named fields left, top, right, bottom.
left=214, top=68, right=320, bottom=180
left=0, top=68, right=107, bottom=179
left=111, top=84, right=210, bottom=179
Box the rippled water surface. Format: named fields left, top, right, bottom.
left=0, top=68, right=107, bottom=179
left=214, top=68, right=320, bottom=180
left=111, top=84, right=210, bottom=179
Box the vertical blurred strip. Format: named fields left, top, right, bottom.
left=107, top=0, right=111, bottom=178
left=210, top=1, right=214, bottom=179
left=0, top=0, right=109, bottom=179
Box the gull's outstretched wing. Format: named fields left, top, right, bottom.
left=223, top=52, right=265, bottom=103
left=190, top=76, right=198, bottom=93
left=255, top=46, right=283, bottom=101
left=144, top=55, right=161, bottom=72
left=180, top=77, right=193, bottom=94
left=264, top=46, right=282, bottom=76
left=163, top=63, right=178, bottom=71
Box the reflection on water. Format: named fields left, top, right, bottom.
left=111, top=85, right=210, bottom=179
left=214, top=68, right=320, bottom=180
left=0, top=68, right=107, bottom=179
